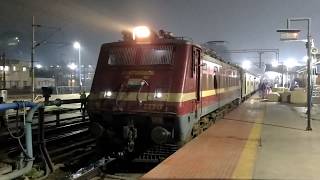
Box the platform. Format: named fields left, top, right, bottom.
left=142, top=95, right=320, bottom=179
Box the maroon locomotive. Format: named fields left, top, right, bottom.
left=87, top=26, right=258, bottom=158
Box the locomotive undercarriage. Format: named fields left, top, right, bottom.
left=88, top=98, right=241, bottom=161
left=190, top=98, right=240, bottom=139
left=89, top=112, right=179, bottom=160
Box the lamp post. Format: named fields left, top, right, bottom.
left=277, top=17, right=312, bottom=131
left=73, top=41, right=82, bottom=90
left=67, top=63, right=77, bottom=94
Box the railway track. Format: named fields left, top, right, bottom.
left=0, top=104, right=97, bottom=179
left=1, top=96, right=240, bottom=179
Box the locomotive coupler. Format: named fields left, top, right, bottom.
left=123, top=120, right=137, bottom=153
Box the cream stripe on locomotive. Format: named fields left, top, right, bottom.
left=98, top=86, right=240, bottom=103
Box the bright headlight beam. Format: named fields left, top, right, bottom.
left=155, top=92, right=162, bottom=98
left=104, top=90, right=112, bottom=98
left=132, top=26, right=151, bottom=40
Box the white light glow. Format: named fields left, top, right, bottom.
left=132, top=26, right=151, bottom=40
left=73, top=41, right=81, bottom=49
left=265, top=71, right=280, bottom=80
left=155, top=92, right=163, bottom=98
left=35, top=64, right=42, bottom=69
left=303, top=56, right=308, bottom=62
left=104, top=91, right=112, bottom=98
left=68, top=63, right=77, bottom=70
left=271, top=60, right=278, bottom=67
left=280, top=32, right=299, bottom=41
left=284, top=58, right=297, bottom=68
left=242, top=60, right=251, bottom=70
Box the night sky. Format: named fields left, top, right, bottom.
left=1, top=0, right=319, bottom=67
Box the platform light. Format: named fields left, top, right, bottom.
left=271, top=60, right=278, bottom=67
left=35, top=64, right=42, bottom=69
left=132, top=26, right=151, bottom=40
left=73, top=41, right=80, bottom=49
left=241, top=60, right=251, bottom=70
left=67, top=63, right=77, bottom=70
left=277, top=29, right=301, bottom=41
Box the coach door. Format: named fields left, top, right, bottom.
left=193, top=47, right=202, bottom=116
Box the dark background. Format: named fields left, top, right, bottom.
left=1, top=0, right=319, bottom=67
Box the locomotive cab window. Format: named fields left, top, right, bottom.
left=107, top=46, right=174, bottom=65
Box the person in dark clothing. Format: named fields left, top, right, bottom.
left=80, top=91, right=87, bottom=112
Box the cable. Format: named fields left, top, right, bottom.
left=6, top=101, right=32, bottom=159
left=6, top=102, right=24, bottom=139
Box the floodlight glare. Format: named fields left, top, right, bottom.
left=67, top=63, right=77, bottom=70
left=132, top=26, right=151, bottom=40
left=35, top=64, right=42, bottom=69
left=284, top=58, right=297, bottom=68
left=241, top=60, right=251, bottom=70
left=271, top=60, right=278, bottom=67
left=73, top=41, right=81, bottom=49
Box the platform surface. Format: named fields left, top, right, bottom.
left=142, top=95, right=320, bottom=179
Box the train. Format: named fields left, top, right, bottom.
left=87, top=26, right=259, bottom=158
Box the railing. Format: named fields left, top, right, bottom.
left=55, top=86, right=89, bottom=94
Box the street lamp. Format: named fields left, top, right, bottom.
left=73, top=41, right=82, bottom=89
left=68, top=62, right=77, bottom=94
left=35, top=64, right=42, bottom=69
left=241, top=60, right=251, bottom=70
left=277, top=17, right=312, bottom=131
left=67, top=62, right=77, bottom=70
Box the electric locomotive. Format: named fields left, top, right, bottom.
left=87, top=26, right=257, bottom=158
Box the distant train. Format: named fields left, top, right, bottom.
left=87, top=26, right=259, bottom=158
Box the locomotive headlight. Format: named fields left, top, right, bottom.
left=154, top=89, right=163, bottom=99
left=104, top=90, right=112, bottom=98
left=155, top=92, right=163, bottom=99
left=132, top=26, right=150, bottom=40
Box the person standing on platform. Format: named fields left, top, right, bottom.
left=80, top=91, right=87, bottom=112
left=260, top=82, right=267, bottom=99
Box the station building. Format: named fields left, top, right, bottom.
left=0, top=59, right=55, bottom=90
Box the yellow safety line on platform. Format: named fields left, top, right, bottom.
left=232, top=101, right=265, bottom=179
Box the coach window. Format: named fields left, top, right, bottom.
left=213, top=67, right=218, bottom=89
left=214, top=75, right=218, bottom=89
left=208, top=75, right=213, bottom=89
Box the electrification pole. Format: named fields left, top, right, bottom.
left=287, top=18, right=312, bottom=131
left=31, top=16, right=35, bottom=101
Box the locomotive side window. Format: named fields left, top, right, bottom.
left=107, top=46, right=174, bottom=65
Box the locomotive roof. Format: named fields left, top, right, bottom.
left=101, top=38, right=195, bottom=47
left=100, top=39, right=257, bottom=77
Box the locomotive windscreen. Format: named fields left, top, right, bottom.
left=107, top=45, right=174, bottom=65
